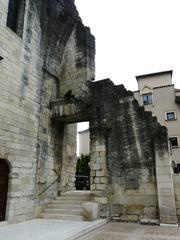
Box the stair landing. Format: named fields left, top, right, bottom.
left=39, top=191, right=93, bottom=221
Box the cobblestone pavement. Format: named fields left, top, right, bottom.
left=79, top=222, right=180, bottom=240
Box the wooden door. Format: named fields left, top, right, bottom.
left=0, top=159, right=9, bottom=221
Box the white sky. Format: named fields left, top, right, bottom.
left=75, top=0, right=180, bottom=92
left=76, top=0, right=180, bottom=136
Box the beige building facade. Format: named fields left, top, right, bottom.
left=134, top=70, right=180, bottom=167
left=134, top=70, right=180, bottom=219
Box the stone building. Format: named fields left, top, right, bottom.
left=0, top=0, right=179, bottom=226
left=0, top=0, right=95, bottom=223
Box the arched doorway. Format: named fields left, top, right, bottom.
left=0, top=159, right=10, bottom=221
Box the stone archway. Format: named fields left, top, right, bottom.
left=50, top=79, right=178, bottom=225
left=0, top=159, right=10, bottom=221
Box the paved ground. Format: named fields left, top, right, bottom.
left=1, top=220, right=180, bottom=240
left=0, top=219, right=106, bottom=240
left=79, top=222, right=180, bottom=240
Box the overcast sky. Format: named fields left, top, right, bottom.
left=75, top=0, right=180, bottom=137
left=75, top=0, right=180, bottom=92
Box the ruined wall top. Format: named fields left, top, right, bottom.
left=30, top=0, right=96, bottom=81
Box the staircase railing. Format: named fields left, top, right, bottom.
left=38, top=169, right=60, bottom=196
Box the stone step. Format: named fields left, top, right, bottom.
left=51, top=200, right=88, bottom=205
left=39, top=191, right=94, bottom=221
left=61, top=191, right=91, bottom=197
left=47, top=204, right=82, bottom=210
left=44, top=208, right=83, bottom=215
left=39, top=213, right=83, bottom=221
left=56, top=196, right=91, bottom=201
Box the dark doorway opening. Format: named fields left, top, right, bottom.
left=0, top=159, right=10, bottom=221
left=75, top=154, right=90, bottom=190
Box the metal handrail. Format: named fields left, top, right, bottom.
left=38, top=176, right=60, bottom=196
left=38, top=169, right=61, bottom=196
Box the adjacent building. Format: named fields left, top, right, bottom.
left=134, top=70, right=180, bottom=171
left=78, top=129, right=90, bottom=156
left=134, top=71, right=180, bottom=223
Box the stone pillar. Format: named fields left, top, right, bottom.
left=90, top=128, right=108, bottom=204
left=155, top=143, right=178, bottom=225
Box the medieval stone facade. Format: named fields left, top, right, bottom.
left=0, top=0, right=95, bottom=223
left=0, top=0, right=179, bottom=225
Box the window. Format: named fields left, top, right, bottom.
left=7, top=0, right=20, bottom=32
left=165, top=111, right=176, bottom=121
left=173, top=163, right=180, bottom=174
left=142, top=93, right=153, bottom=105
left=169, top=137, right=179, bottom=148
left=6, top=0, right=25, bottom=37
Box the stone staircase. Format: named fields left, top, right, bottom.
left=39, top=191, right=92, bottom=221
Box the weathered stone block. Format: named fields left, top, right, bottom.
left=120, top=214, right=139, bottom=222
left=96, top=184, right=106, bottom=190
left=91, top=170, right=96, bottom=177
left=82, top=202, right=99, bottom=221
left=144, top=206, right=158, bottom=216
left=126, top=204, right=144, bottom=215
left=94, top=197, right=108, bottom=204
left=95, top=145, right=106, bottom=152
left=92, top=163, right=101, bottom=170
left=96, top=157, right=105, bottom=164
left=100, top=177, right=108, bottom=184
left=99, top=152, right=106, bottom=157
left=96, top=170, right=106, bottom=177
left=140, top=218, right=159, bottom=225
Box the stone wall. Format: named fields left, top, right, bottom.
left=0, top=0, right=95, bottom=222
left=173, top=175, right=180, bottom=222
left=88, top=80, right=177, bottom=224
left=88, top=80, right=157, bottom=221
left=51, top=78, right=178, bottom=224
left=134, top=82, right=180, bottom=222
left=0, top=0, right=43, bottom=222
left=1, top=0, right=178, bottom=225
left=60, top=123, right=77, bottom=193
left=50, top=78, right=177, bottom=224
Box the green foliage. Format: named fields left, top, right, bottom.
left=76, top=154, right=90, bottom=175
